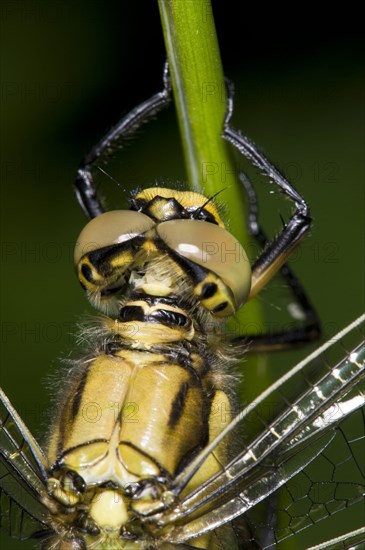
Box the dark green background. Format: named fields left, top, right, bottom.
left=1, top=1, right=364, bottom=548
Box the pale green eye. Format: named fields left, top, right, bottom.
left=157, top=219, right=251, bottom=314
left=74, top=210, right=155, bottom=265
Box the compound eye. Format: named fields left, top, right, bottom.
left=74, top=211, right=155, bottom=314
left=157, top=219, right=251, bottom=316
left=74, top=210, right=154, bottom=265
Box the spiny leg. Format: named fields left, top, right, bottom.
left=75, top=63, right=172, bottom=219
left=222, top=82, right=320, bottom=351
left=237, top=173, right=321, bottom=351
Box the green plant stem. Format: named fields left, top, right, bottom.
left=158, top=1, right=244, bottom=236
left=158, top=0, right=267, bottom=405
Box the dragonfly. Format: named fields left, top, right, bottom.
left=0, top=64, right=364, bottom=549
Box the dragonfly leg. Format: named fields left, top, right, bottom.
left=230, top=173, right=320, bottom=352
left=75, top=62, right=172, bottom=219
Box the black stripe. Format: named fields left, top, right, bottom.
left=131, top=292, right=194, bottom=317
left=212, top=301, right=228, bottom=313
left=87, top=237, right=144, bottom=274
left=71, top=367, right=89, bottom=420
left=149, top=309, right=190, bottom=328
left=201, top=282, right=217, bottom=299
left=119, top=305, right=145, bottom=321
left=130, top=194, right=220, bottom=224
left=118, top=305, right=191, bottom=328
left=131, top=196, right=187, bottom=222
left=54, top=439, right=109, bottom=469
left=168, top=382, right=189, bottom=428
left=81, top=263, right=93, bottom=282
left=135, top=295, right=180, bottom=307
left=117, top=441, right=169, bottom=479
left=157, top=240, right=210, bottom=286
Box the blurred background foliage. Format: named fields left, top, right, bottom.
left=0, top=1, right=363, bottom=548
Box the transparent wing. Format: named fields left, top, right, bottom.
left=156, top=314, right=365, bottom=545
left=307, top=526, right=365, bottom=550
left=0, top=388, right=52, bottom=539
left=247, top=404, right=365, bottom=548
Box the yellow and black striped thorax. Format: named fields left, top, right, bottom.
left=74, top=187, right=251, bottom=333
